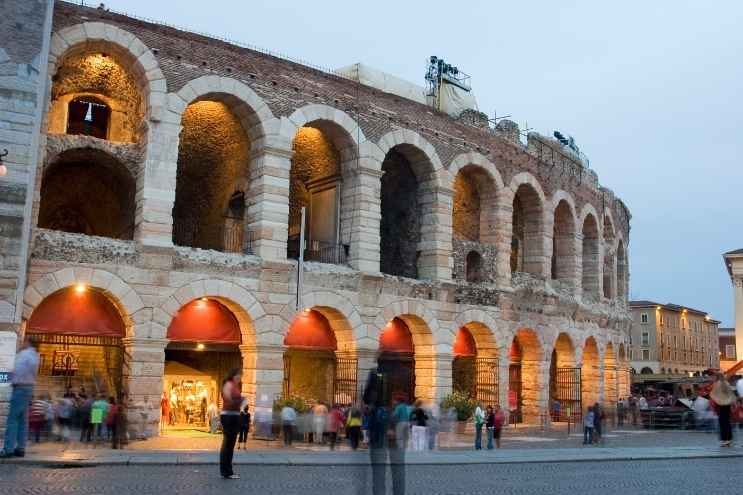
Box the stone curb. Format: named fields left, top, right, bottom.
left=4, top=450, right=742, bottom=468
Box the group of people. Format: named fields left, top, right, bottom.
left=473, top=403, right=506, bottom=450
left=582, top=403, right=606, bottom=445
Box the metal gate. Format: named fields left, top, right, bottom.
left=333, top=356, right=358, bottom=405
left=552, top=367, right=582, bottom=421
left=604, top=365, right=618, bottom=403
left=475, top=357, right=499, bottom=406
left=508, top=364, right=522, bottom=423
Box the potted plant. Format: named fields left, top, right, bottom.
left=442, top=391, right=476, bottom=434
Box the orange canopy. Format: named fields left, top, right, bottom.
left=453, top=327, right=477, bottom=357
left=167, top=299, right=240, bottom=343
left=28, top=288, right=125, bottom=337
left=284, top=310, right=337, bottom=350
left=379, top=318, right=414, bottom=354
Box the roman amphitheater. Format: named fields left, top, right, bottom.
left=0, top=1, right=631, bottom=433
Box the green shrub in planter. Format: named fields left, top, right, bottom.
left=441, top=391, right=476, bottom=422
left=273, top=395, right=312, bottom=414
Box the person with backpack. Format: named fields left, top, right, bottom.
left=473, top=402, right=485, bottom=450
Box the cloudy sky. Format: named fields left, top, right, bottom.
left=104, top=0, right=743, bottom=325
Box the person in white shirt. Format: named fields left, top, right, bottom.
left=473, top=403, right=485, bottom=450
left=735, top=377, right=743, bottom=398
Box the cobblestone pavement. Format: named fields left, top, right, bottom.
left=0, top=458, right=739, bottom=494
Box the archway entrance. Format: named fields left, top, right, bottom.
left=377, top=318, right=416, bottom=405
left=604, top=343, right=617, bottom=409
left=26, top=286, right=125, bottom=401
left=549, top=333, right=581, bottom=422
left=508, top=329, right=541, bottom=424
left=452, top=325, right=499, bottom=406
left=581, top=337, right=601, bottom=413
left=282, top=310, right=338, bottom=405
left=164, top=298, right=242, bottom=431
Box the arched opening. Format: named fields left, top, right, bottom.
left=453, top=166, right=498, bottom=282
left=581, top=337, right=601, bottom=413
left=172, top=99, right=250, bottom=252
left=618, top=343, right=630, bottom=396
left=66, top=96, right=110, bottom=139
left=48, top=51, right=143, bottom=143
left=465, top=251, right=483, bottom=283
left=38, top=148, right=135, bottom=239
left=453, top=324, right=499, bottom=406
left=549, top=333, right=580, bottom=422
left=660, top=367, right=666, bottom=374
left=617, top=242, right=627, bottom=302
left=511, top=184, right=544, bottom=276
left=26, top=286, right=126, bottom=402
left=551, top=200, right=576, bottom=283
left=508, top=329, right=542, bottom=423
left=282, top=309, right=355, bottom=407
left=640, top=367, right=653, bottom=375
left=164, top=298, right=242, bottom=430
left=377, top=318, right=416, bottom=405
left=604, top=343, right=617, bottom=409
left=288, top=124, right=350, bottom=264
left=380, top=144, right=435, bottom=279
left=603, top=216, right=616, bottom=299
left=581, top=214, right=600, bottom=299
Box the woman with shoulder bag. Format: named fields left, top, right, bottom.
left=710, top=373, right=736, bottom=447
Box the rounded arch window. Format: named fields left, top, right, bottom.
left=67, top=96, right=111, bottom=139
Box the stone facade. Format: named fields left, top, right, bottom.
left=0, top=1, right=634, bottom=435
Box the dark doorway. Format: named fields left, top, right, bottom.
left=376, top=353, right=415, bottom=406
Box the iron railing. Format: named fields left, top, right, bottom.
left=287, top=239, right=349, bottom=265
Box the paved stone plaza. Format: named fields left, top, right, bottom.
left=1, top=458, right=741, bottom=494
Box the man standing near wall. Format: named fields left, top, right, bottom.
left=1, top=337, right=39, bottom=457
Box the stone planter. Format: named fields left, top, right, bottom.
left=455, top=421, right=468, bottom=434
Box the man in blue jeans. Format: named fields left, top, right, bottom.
left=1, top=337, right=40, bottom=458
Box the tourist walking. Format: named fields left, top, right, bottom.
left=711, top=372, right=736, bottom=447
left=616, top=397, right=625, bottom=427
left=160, top=392, right=170, bottom=431
left=207, top=401, right=219, bottom=434
left=410, top=400, right=428, bottom=451
left=79, top=395, right=94, bottom=443
left=312, top=401, right=328, bottom=444
left=473, top=402, right=485, bottom=450
left=485, top=405, right=495, bottom=450
left=219, top=368, right=243, bottom=479
left=392, top=397, right=411, bottom=451
left=280, top=403, right=297, bottom=447
left=583, top=406, right=595, bottom=445
left=1, top=337, right=39, bottom=458
left=327, top=404, right=344, bottom=450
left=237, top=403, right=250, bottom=450
left=91, top=395, right=110, bottom=444
left=29, top=395, right=50, bottom=443
left=493, top=405, right=505, bottom=449
left=592, top=403, right=603, bottom=444
left=346, top=406, right=362, bottom=450
left=105, top=397, right=118, bottom=447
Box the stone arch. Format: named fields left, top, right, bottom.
left=603, top=212, right=617, bottom=299
left=378, top=130, right=451, bottom=280
left=281, top=105, right=365, bottom=260
left=155, top=279, right=267, bottom=347
left=38, top=147, right=136, bottom=240
left=374, top=299, right=438, bottom=401
left=449, top=153, right=503, bottom=284
left=49, top=22, right=166, bottom=125
left=297, top=290, right=365, bottom=353
left=22, top=267, right=143, bottom=338
left=171, top=75, right=274, bottom=144
left=550, top=192, right=578, bottom=285
left=616, top=237, right=628, bottom=303
left=508, top=173, right=547, bottom=277
left=580, top=206, right=601, bottom=299
left=581, top=336, right=601, bottom=411
left=548, top=332, right=579, bottom=420
left=508, top=327, right=544, bottom=423
left=604, top=342, right=618, bottom=406
left=453, top=310, right=507, bottom=353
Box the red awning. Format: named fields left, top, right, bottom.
left=379, top=318, right=414, bottom=354
left=284, top=310, right=337, bottom=350
left=28, top=288, right=125, bottom=337
left=453, top=327, right=476, bottom=357
left=167, top=299, right=240, bottom=344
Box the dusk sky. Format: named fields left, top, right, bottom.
left=104, top=0, right=743, bottom=325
